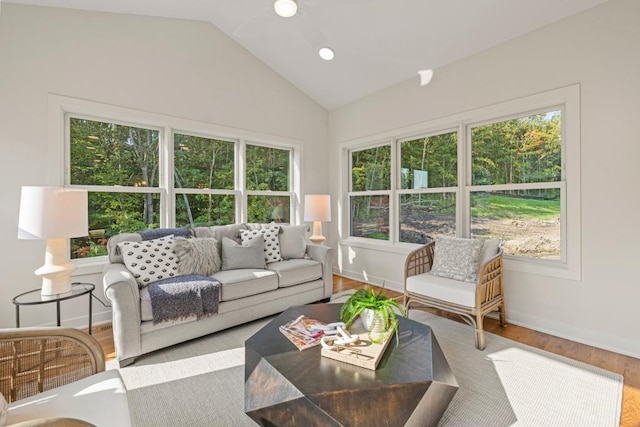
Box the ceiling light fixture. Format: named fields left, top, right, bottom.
left=274, top=0, right=298, bottom=18
left=319, top=46, right=335, bottom=61
left=418, top=69, right=434, bottom=86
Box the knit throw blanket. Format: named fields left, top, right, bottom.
left=148, top=275, right=220, bottom=324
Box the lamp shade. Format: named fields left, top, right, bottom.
left=18, top=187, right=88, bottom=240
left=304, top=194, right=331, bottom=222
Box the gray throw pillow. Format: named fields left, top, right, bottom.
left=209, top=224, right=247, bottom=254
left=240, top=226, right=283, bottom=263
left=173, top=237, right=221, bottom=276
left=279, top=224, right=308, bottom=259
left=221, top=235, right=266, bottom=270
left=430, top=236, right=484, bottom=283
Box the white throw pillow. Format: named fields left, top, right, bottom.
left=279, top=224, right=308, bottom=259
left=240, top=226, right=283, bottom=263
left=430, top=236, right=484, bottom=283
left=118, top=236, right=179, bottom=288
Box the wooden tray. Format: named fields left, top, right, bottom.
left=320, top=322, right=393, bottom=370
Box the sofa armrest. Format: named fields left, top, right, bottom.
left=305, top=243, right=334, bottom=299
left=102, top=263, right=142, bottom=362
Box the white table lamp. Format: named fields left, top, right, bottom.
left=18, top=187, right=88, bottom=296
left=304, top=194, right=331, bottom=245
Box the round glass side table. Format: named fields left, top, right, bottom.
left=12, top=283, right=95, bottom=335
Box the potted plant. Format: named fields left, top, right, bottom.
left=339, top=286, right=407, bottom=344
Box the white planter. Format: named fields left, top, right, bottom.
left=360, top=309, right=387, bottom=335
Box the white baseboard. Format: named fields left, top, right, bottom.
left=333, top=267, right=403, bottom=294
left=333, top=267, right=640, bottom=360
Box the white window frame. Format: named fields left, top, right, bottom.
left=48, top=94, right=303, bottom=270
left=340, top=85, right=581, bottom=280
left=347, top=140, right=394, bottom=242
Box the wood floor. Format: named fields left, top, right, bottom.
left=91, top=275, right=640, bottom=427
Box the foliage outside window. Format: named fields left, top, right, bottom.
left=349, top=145, right=391, bottom=240
left=69, top=118, right=160, bottom=258
left=399, top=131, right=457, bottom=244
left=346, top=109, right=566, bottom=262
left=470, top=111, right=562, bottom=259
left=68, top=117, right=295, bottom=259
left=245, top=144, right=292, bottom=224
left=174, top=133, right=236, bottom=228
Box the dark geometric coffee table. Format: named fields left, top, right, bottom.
left=245, top=304, right=458, bottom=427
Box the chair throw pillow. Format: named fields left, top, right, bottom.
left=221, top=235, right=266, bottom=270
left=118, top=236, right=179, bottom=288
left=279, top=224, right=309, bottom=259
left=173, top=237, right=221, bottom=276
left=239, top=226, right=283, bottom=263
left=431, top=236, right=484, bottom=283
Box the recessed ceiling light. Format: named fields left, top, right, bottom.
left=319, top=47, right=335, bottom=61
left=274, top=0, right=297, bottom=18
left=418, top=69, right=434, bottom=86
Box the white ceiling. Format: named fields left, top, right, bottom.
left=5, top=0, right=608, bottom=110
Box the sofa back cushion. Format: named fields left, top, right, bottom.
left=108, top=233, right=142, bottom=264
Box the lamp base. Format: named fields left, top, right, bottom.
left=309, top=221, right=326, bottom=245
left=35, top=238, right=75, bottom=296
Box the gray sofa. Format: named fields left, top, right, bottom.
left=102, top=223, right=334, bottom=367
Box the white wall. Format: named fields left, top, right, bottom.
left=328, top=0, right=640, bottom=358
left=0, top=4, right=328, bottom=329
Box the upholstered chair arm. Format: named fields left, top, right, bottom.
left=305, top=243, right=334, bottom=299
left=475, top=247, right=505, bottom=307
left=0, top=327, right=105, bottom=402
left=102, top=263, right=142, bottom=363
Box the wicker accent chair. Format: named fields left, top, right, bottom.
left=403, top=239, right=506, bottom=350
left=0, top=327, right=105, bottom=403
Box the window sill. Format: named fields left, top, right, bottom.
left=71, top=257, right=109, bottom=277
left=338, top=237, right=420, bottom=255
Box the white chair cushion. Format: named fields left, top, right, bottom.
left=406, top=272, right=476, bottom=307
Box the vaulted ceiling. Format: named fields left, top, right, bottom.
left=5, top=0, right=609, bottom=109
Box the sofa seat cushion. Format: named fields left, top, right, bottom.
left=267, top=259, right=322, bottom=288
left=406, top=272, right=476, bottom=307
left=212, top=269, right=278, bottom=301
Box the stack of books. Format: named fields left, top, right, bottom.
left=279, top=315, right=326, bottom=350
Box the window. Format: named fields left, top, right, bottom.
left=174, top=133, right=236, bottom=227
left=245, top=144, right=292, bottom=224
left=349, top=144, right=391, bottom=240
left=399, top=131, right=457, bottom=243
left=341, top=86, right=580, bottom=278
left=69, top=118, right=161, bottom=258
left=58, top=97, right=300, bottom=260
left=469, top=111, right=562, bottom=260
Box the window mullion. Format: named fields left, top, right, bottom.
left=458, top=122, right=469, bottom=238
left=162, top=126, right=174, bottom=228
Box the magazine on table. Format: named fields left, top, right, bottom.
left=279, top=315, right=327, bottom=350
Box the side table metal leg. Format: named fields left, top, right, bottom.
left=88, top=292, right=93, bottom=335
left=56, top=301, right=61, bottom=326
left=15, top=306, right=20, bottom=328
